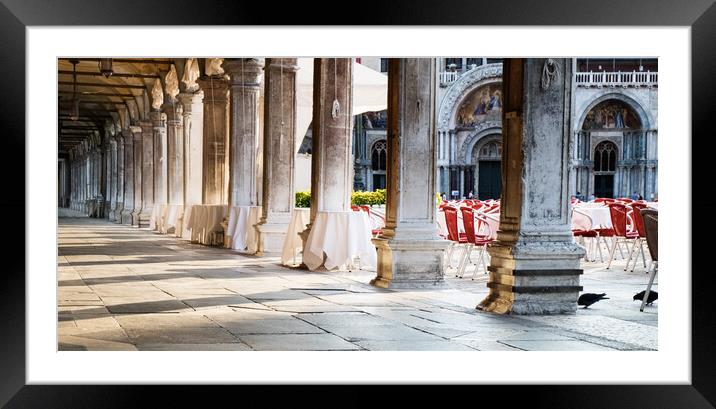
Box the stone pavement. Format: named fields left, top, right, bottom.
left=58, top=210, right=657, bottom=351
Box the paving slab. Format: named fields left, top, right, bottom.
left=239, top=333, right=361, bottom=351
left=498, top=339, right=617, bottom=351
left=356, top=340, right=477, bottom=351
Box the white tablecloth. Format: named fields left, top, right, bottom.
left=302, top=210, right=377, bottom=271
left=224, top=205, right=262, bottom=252
left=646, top=202, right=658, bottom=209
left=149, top=204, right=162, bottom=230
left=185, top=204, right=229, bottom=245
left=281, top=208, right=311, bottom=266
left=155, top=204, right=184, bottom=235
left=573, top=205, right=612, bottom=229
left=162, top=205, right=184, bottom=237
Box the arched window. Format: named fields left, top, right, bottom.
left=478, top=141, right=502, bottom=160
left=370, top=140, right=387, bottom=190
left=371, top=140, right=387, bottom=171
left=594, top=141, right=617, bottom=172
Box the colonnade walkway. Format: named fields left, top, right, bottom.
left=58, top=211, right=657, bottom=351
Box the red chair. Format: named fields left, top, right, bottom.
left=572, top=208, right=602, bottom=262
left=456, top=207, right=492, bottom=278
left=639, top=209, right=658, bottom=311
left=443, top=206, right=468, bottom=271
left=606, top=203, right=639, bottom=269
left=625, top=202, right=648, bottom=272
left=360, top=205, right=385, bottom=236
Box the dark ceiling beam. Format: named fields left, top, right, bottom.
left=58, top=91, right=137, bottom=97
left=59, top=81, right=147, bottom=89
left=59, top=107, right=118, bottom=110
left=59, top=102, right=124, bottom=110
left=59, top=112, right=113, bottom=115
left=58, top=70, right=161, bottom=79
left=59, top=58, right=174, bottom=65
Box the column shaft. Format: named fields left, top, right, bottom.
left=178, top=91, right=205, bottom=238
left=134, top=120, right=155, bottom=227
left=197, top=76, right=230, bottom=205
left=257, top=58, right=298, bottom=254
left=309, top=58, right=354, bottom=219
left=478, top=58, right=585, bottom=315
left=224, top=58, right=264, bottom=207
left=164, top=103, right=184, bottom=205
left=114, top=133, right=125, bottom=223
left=152, top=111, right=168, bottom=209
left=371, top=58, right=449, bottom=289
left=300, top=58, right=354, bottom=256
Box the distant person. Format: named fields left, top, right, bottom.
left=441, top=193, right=447, bottom=201
left=576, top=191, right=584, bottom=201
left=630, top=191, right=639, bottom=200
left=467, top=191, right=474, bottom=199
left=638, top=194, right=643, bottom=200
left=588, top=193, right=596, bottom=201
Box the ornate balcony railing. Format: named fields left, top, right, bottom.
left=575, top=71, right=658, bottom=88
left=439, top=71, right=461, bottom=86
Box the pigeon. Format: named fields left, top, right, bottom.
left=634, top=290, right=658, bottom=305
left=578, top=293, right=609, bottom=308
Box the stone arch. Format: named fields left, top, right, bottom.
left=458, top=122, right=501, bottom=165
left=576, top=92, right=653, bottom=132
left=437, top=63, right=503, bottom=131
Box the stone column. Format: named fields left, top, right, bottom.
left=178, top=91, right=204, bottom=238
left=114, top=132, right=125, bottom=223
left=138, top=120, right=154, bottom=226
left=197, top=75, right=230, bottom=205
left=300, top=58, right=354, bottom=254
left=108, top=136, right=118, bottom=220
left=122, top=127, right=138, bottom=224
left=459, top=166, right=465, bottom=198
left=477, top=58, right=585, bottom=315
left=256, top=58, right=298, bottom=254
left=164, top=102, right=184, bottom=206
left=224, top=58, right=263, bottom=208
left=371, top=58, right=450, bottom=289
left=152, top=111, right=168, bottom=220
left=103, top=141, right=112, bottom=218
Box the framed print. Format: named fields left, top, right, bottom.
left=2, top=0, right=715, bottom=407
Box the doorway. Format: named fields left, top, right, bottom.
left=594, top=174, right=614, bottom=198
left=478, top=161, right=501, bottom=200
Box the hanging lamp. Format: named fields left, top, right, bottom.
left=99, top=58, right=114, bottom=78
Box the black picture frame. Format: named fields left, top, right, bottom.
left=2, top=0, right=714, bottom=407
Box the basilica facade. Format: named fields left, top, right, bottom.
left=353, top=58, right=658, bottom=201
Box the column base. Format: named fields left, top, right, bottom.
left=370, top=236, right=451, bottom=289
left=130, top=210, right=142, bottom=227
left=121, top=207, right=133, bottom=224
left=113, top=204, right=124, bottom=223
left=256, top=222, right=289, bottom=256
left=477, top=241, right=585, bottom=315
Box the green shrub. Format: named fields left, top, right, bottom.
left=295, top=190, right=311, bottom=208
left=295, top=189, right=386, bottom=208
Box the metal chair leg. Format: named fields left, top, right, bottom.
left=624, top=239, right=637, bottom=271
left=471, top=246, right=486, bottom=280
left=606, top=239, right=618, bottom=269
left=640, top=261, right=658, bottom=312
left=458, top=245, right=472, bottom=278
